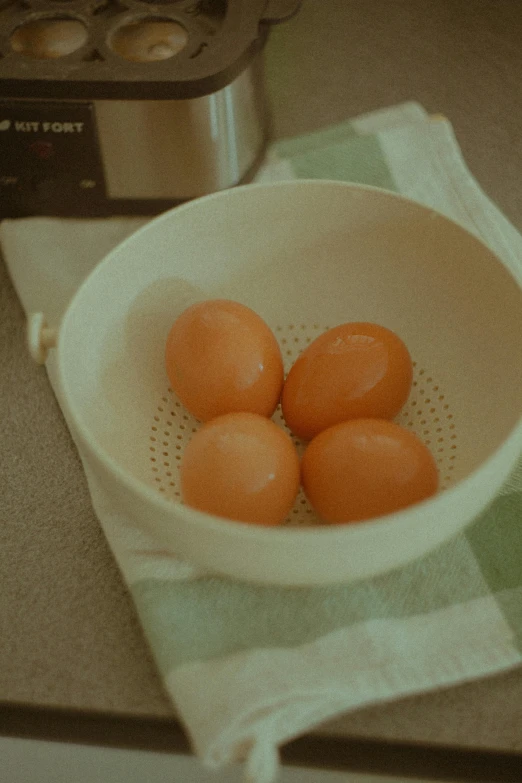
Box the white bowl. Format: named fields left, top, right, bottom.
left=48, top=181, right=522, bottom=585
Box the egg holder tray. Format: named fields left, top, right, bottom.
left=0, top=0, right=300, bottom=99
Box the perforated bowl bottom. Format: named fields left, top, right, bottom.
left=147, top=323, right=458, bottom=526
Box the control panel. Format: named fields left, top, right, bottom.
left=0, top=100, right=107, bottom=217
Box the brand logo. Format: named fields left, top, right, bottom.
left=4, top=120, right=84, bottom=133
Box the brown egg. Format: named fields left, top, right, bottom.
left=181, top=413, right=300, bottom=526
left=282, top=322, right=413, bottom=440
left=165, top=299, right=284, bottom=422
left=301, top=418, right=439, bottom=523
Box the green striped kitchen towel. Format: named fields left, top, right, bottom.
left=2, top=102, right=522, bottom=783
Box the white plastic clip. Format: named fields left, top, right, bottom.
left=27, top=313, right=57, bottom=365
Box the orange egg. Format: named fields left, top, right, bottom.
left=165, top=299, right=284, bottom=422
left=180, top=412, right=300, bottom=526
left=281, top=322, right=413, bottom=440
left=301, top=418, right=439, bottom=524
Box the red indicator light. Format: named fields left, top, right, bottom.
left=29, top=141, right=54, bottom=160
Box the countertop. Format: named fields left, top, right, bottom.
left=2, top=0, right=522, bottom=778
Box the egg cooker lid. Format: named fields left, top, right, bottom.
left=0, top=0, right=301, bottom=100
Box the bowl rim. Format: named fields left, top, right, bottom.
left=56, top=178, right=522, bottom=542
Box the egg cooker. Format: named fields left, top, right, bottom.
left=0, top=0, right=300, bottom=217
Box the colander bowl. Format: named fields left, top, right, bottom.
left=37, top=180, right=522, bottom=585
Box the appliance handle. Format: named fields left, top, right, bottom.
left=261, top=0, right=302, bottom=24
left=28, top=313, right=58, bottom=365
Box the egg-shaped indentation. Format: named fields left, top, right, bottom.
left=109, top=19, right=188, bottom=62
left=11, top=18, right=88, bottom=59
